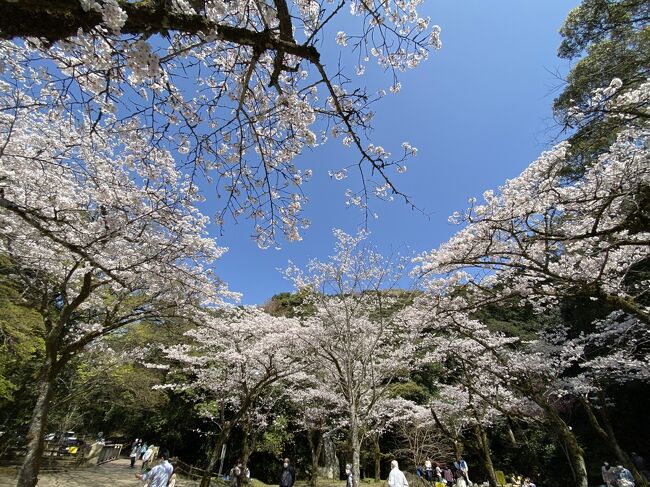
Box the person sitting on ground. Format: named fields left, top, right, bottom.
left=136, top=449, right=173, bottom=487
left=425, top=459, right=433, bottom=482
left=614, top=464, right=635, bottom=487
left=442, top=465, right=454, bottom=487
left=388, top=460, right=408, bottom=487
left=231, top=459, right=246, bottom=487
left=434, top=462, right=443, bottom=482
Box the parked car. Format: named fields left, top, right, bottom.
left=44, top=431, right=81, bottom=446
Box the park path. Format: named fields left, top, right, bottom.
left=0, top=459, right=199, bottom=487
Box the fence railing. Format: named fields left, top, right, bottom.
left=1, top=441, right=123, bottom=472
left=174, top=458, right=228, bottom=485
left=96, top=444, right=123, bottom=465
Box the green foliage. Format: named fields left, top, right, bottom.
left=0, top=256, right=44, bottom=402
left=488, top=421, right=569, bottom=485
left=554, top=0, right=650, bottom=167
left=387, top=381, right=430, bottom=404
left=258, top=415, right=293, bottom=459
left=264, top=291, right=315, bottom=318
left=473, top=300, right=547, bottom=340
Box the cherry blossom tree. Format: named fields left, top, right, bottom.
left=287, top=379, right=346, bottom=486
left=0, top=83, right=236, bottom=487
left=557, top=310, right=650, bottom=487
left=414, top=80, right=649, bottom=324
left=388, top=400, right=451, bottom=468
left=0, top=0, right=440, bottom=245
left=365, top=397, right=444, bottom=475
left=285, top=229, right=421, bottom=487
left=161, top=306, right=304, bottom=487
left=410, top=304, right=590, bottom=486
left=412, top=80, right=649, bottom=486
left=419, top=311, right=537, bottom=487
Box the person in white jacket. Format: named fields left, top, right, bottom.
left=388, top=460, right=408, bottom=487
left=141, top=445, right=155, bottom=472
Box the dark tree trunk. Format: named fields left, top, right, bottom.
left=200, top=426, right=233, bottom=487
left=15, top=272, right=93, bottom=487
left=350, top=410, right=361, bottom=487
left=16, top=363, right=56, bottom=487
left=473, top=423, right=497, bottom=487
left=307, top=430, right=323, bottom=487
left=372, top=433, right=381, bottom=482
left=431, top=408, right=463, bottom=464
left=241, top=416, right=257, bottom=476
left=547, top=408, right=588, bottom=487
left=505, top=418, right=517, bottom=447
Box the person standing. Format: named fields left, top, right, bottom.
left=168, top=458, right=178, bottom=487
left=129, top=440, right=140, bottom=468
left=602, top=462, right=616, bottom=487
left=279, top=458, right=296, bottom=487
left=388, top=460, right=408, bottom=487
left=136, top=449, right=173, bottom=487
left=141, top=444, right=155, bottom=472
left=140, top=442, right=148, bottom=460
left=345, top=464, right=354, bottom=487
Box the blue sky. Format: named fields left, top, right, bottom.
left=212, top=0, right=579, bottom=304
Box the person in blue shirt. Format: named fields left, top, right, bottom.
left=136, top=449, right=174, bottom=487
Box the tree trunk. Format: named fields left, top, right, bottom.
left=549, top=410, right=588, bottom=487
left=580, top=396, right=647, bottom=486
left=307, top=430, right=323, bottom=487
left=529, top=392, right=587, bottom=487
left=505, top=418, right=517, bottom=447
left=473, top=423, right=497, bottom=487
left=200, top=426, right=232, bottom=487
left=242, top=415, right=256, bottom=474
left=350, top=412, right=361, bottom=487
left=372, top=433, right=381, bottom=482
left=452, top=440, right=462, bottom=462
left=16, top=364, right=56, bottom=487
left=319, top=436, right=339, bottom=480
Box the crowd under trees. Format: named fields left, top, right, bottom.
left=0, top=1, right=648, bottom=487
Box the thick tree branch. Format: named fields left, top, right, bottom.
left=0, top=0, right=320, bottom=64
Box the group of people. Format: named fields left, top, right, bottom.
left=415, top=457, right=470, bottom=486
left=229, top=457, right=294, bottom=487
left=509, top=475, right=536, bottom=487
left=129, top=439, right=152, bottom=470
left=124, top=445, right=648, bottom=487
left=129, top=438, right=177, bottom=487
left=602, top=461, right=636, bottom=487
